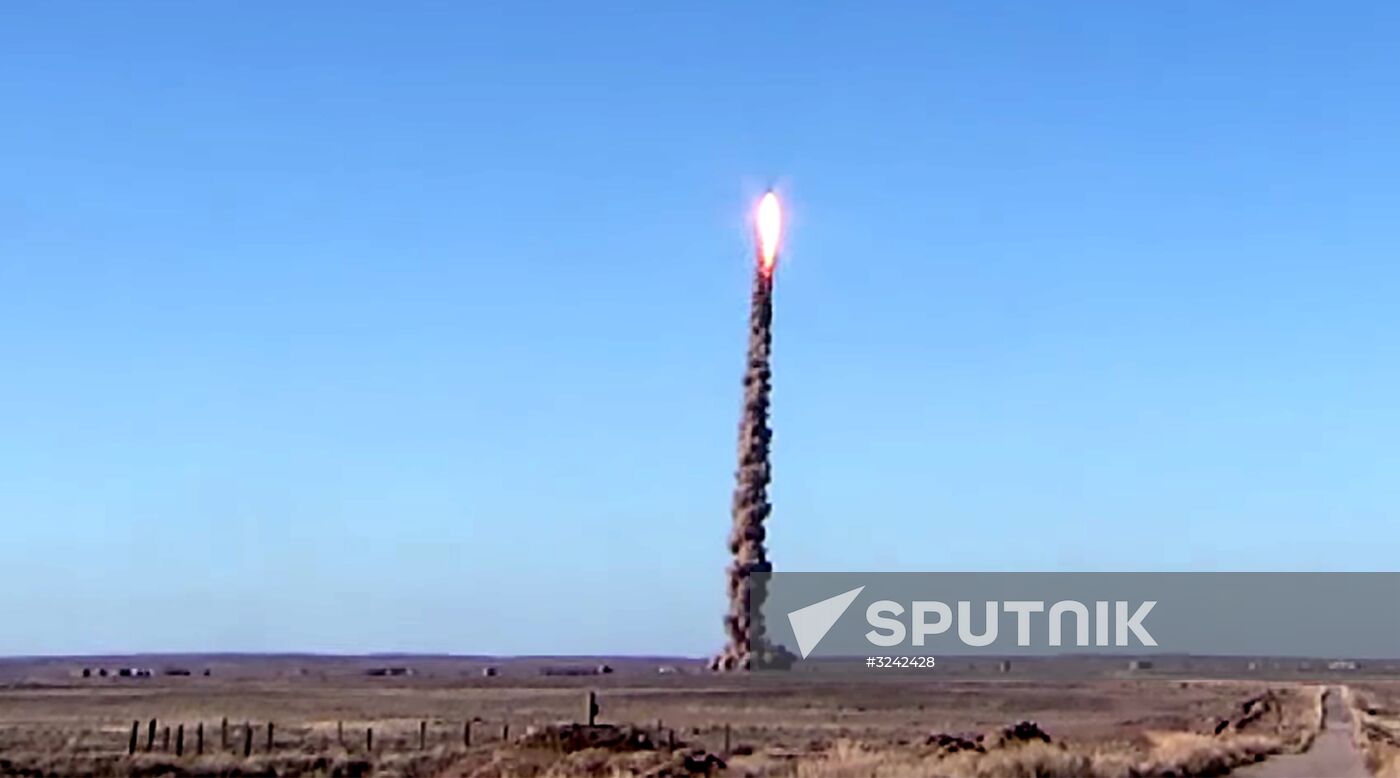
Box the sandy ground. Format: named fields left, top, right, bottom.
left=1233, top=688, right=1367, bottom=778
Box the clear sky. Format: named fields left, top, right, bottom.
left=3, top=2, right=1399, bottom=656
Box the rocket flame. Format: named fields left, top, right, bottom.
left=756, top=191, right=782, bottom=275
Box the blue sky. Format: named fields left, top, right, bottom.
left=3, top=2, right=1399, bottom=655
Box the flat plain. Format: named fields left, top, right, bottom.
left=0, top=655, right=1386, bottom=777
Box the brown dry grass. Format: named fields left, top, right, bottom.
left=1345, top=683, right=1400, bottom=778
left=727, top=685, right=1324, bottom=778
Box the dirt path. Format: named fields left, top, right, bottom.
left=1232, top=687, right=1368, bottom=778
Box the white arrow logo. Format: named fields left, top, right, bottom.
left=786, top=586, right=865, bottom=659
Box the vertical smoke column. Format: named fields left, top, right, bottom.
left=712, top=192, right=783, bottom=671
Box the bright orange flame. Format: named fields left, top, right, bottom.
left=756, top=191, right=782, bottom=275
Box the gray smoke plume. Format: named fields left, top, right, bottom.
left=711, top=268, right=790, bottom=671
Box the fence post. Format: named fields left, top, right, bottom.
left=162, top=726, right=170, bottom=752
left=337, top=720, right=344, bottom=747
left=176, top=724, right=184, bottom=757
left=146, top=719, right=156, bottom=752
left=128, top=721, right=138, bottom=755
left=366, top=727, right=373, bottom=753
left=243, top=722, right=252, bottom=757
left=723, top=723, right=731, bottom=755
left=585, top=691, right=599, bottom=726
left=419, top=720, right=427, bottom=750
left=197, top=722, right=204, bottom=755
left=501, top=721, right=509, bottom=742
left=266, top=721, right=274, bottom=752
left=221, top=717, right=228, bottom=751
left=463, top=720, right=471, bottom=748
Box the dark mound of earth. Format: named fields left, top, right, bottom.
left=518, top=723, right=656, bottom=753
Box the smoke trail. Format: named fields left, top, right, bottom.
left=711, top=269, right=780, bottom=671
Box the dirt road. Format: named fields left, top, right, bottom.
left=1233, top=687, right=1367, bottom=778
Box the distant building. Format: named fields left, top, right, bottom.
left=540, top=665, right=614, bottom=677
left=365, top=667, right=413, bottom=677
left=1328, top=660, right=1359, bottom=671
left=480, top=667, right=498, bottom=677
